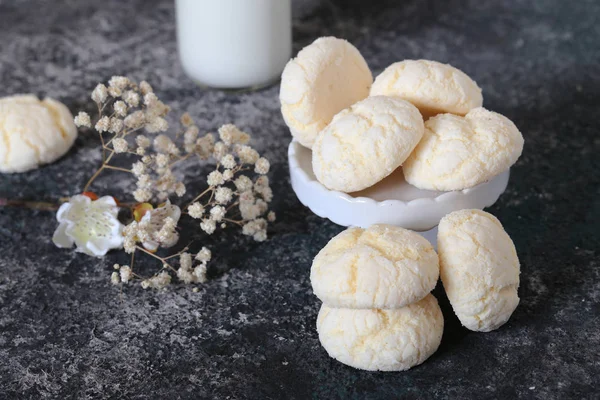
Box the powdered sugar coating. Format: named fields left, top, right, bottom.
left=280, top=37, right=372, bottom=149
left=438, top=209, right=520, bottom=332
left=370, top=59, right=482, bottom=117
left=311, top=224, right=439, bottom=309
left=312, top=96, right=424, bottom=193
left=403, top=107, right=524, bottom=191
left=317, top=294, right=444, bottom=371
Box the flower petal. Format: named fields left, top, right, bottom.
left=52, top=222, right=74, bottom=248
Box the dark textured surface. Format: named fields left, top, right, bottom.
left=1, top=0, right=599, bottom=398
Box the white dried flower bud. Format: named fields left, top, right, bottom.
left=255, top=157, right=270, bottom=175
left=124, top=238, right=136, bottom=254
left=207, top=171, right=224, bottom=187
left=146, top=117, right=169, bottom=133
left=234, top=176, right=253, bottom=192
left=113, top=100, right=128, bottom=117
left=109, top=117, right=124, bottom=134
left=137, top=174, right=152, bottom=189
left=131, top=161, right=145, bottom=176
left=220, top=154, right=236, bottom=169
left=109, top=76, right=129, bottom=90
left=177, top=267, right=194, bottom=284
left=267, top=211, right=276, bottom=222
left=218, top=124, right=250, bottom=146
left=196, top=247, right=212, bottom=262
left=200, top=219, right=216, bottom=235
left=196, top=134, right=215, bottom=159
left=155, top=153, right=169, bottom=168
left=240, top=203, right=260, bottom=220
left=74, top=111, right=91, bottom=128
left=188, top=203, right=205, bottom=219
left=123, top=90, right=140, bottom=107
left=181, top=112, right=194, bottom=127
left=139, top=81, right=154, bottom=95
left=193, top=264, right=208, bottom=283
left=180, top=252, right=193, bottom=270
left=144, top=92, right=158, bottom=107
left=237, top=145, right=259, bottom=164
left=175, top=182, right=186, bottom=197
left=253, top=230, right=267, bottom=242
left=108, top=86, right=122, bottom=98
left=112, top=138, right=128, bottom=153
left=141, top=155, right=152, bottom=164
left=113, top=263, right=121, bottom=270
left=141, top=280, right=150, bottom=289
left=95, top=116, right=110, bottom=133
left=256, top=199, right=268, bottom=214
left=133, top=188, right=152, bottom=203
left=91, top=83, right=108, bottom=104
left=239, top=191, right=255, bottom=205
left=223, top=169, right=234, bottom=181
left=210, top=205, right=226, bottom=222
left=213, top=141, right=228, bottom=160
left=184, top=126, right=199, bottom=145
left=124, top=111, right=145, bottom=129
left=154, top=134, right=173, bottom=154
left=136, top=135, right=151, bottom=149
left=215, top=187, right=233, bottom=204
left=111, top=272, right=120, bottom=285
left=120, top=266, right=132, bottom=283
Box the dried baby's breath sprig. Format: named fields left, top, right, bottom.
left=71, top=76, right=275, bottom=289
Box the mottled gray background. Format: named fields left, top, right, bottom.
left=0, top=0, right=599, bottom=399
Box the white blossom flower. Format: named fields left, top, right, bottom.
left=133, top=188, right=152, bottom=203
left=108, top=76, right=129, bottom=91
left=200, top=219, right=216, bottom=235
left=141, top=271, right=171, bottom=289
left=214, top=187, right=233, bottom=204
left=91, top=83, right=108, bottom=103
left=193, top=264, right=207, bottom=283
left=237, top=145, right=259, bottom=164
left=74, top=111, right=91, bottom=128
left=218, top=124, right=250, bottom=146
left=139, top=80, right=153, bottom=95
left=188, top=202, right=205, bottom=219
left=180, top=252, right=193, bottom=270
left=53, top=195, right=124, bottom=257
left=234, top=176, right=253, bottom=192
left=123, top=90, right=140, bottom=107
left=139, top=201, right=181, bottom=251
left=181, top=112, right=194, bottom=127
left=124, top=111, right=145, bottom=129
left=207, top=171, right=224, bottom=186
left=210, top=205, right=226, bottom=222
left=221, top=154, right=236, bottom=169
left=120, top=265, right=132, bottom=283
left=109, top=117, right=124, bottom=134
left=255, top=157, right=270, bottom=175
left=112, top=138, right=128, bottom=153
left=213, top=141, right=228, bottom=159
left=95, top=116, right=110, bottom=133
left=146, top=116, right=169, bottom=133
left=223, top=169, right=234, bottom=181
left=267, top=211, right=276, bottom=222
left=196, top=247, right=212, bottom=263
left=154, top=135, right=173, bottom=154
left=113, top=100, right=127, bottom=117
left=111, top=272, right=120, bottom=285
left=175, top=182, right=186, bottom=197
left=131, top=161, right=145, bottom=176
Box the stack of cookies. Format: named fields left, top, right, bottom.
left=280, top=37, right=524, bottom=193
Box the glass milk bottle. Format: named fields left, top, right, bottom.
left=175, top=0, right=292, bottom=90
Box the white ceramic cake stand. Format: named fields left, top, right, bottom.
left=288, top=140, right=510, bottom=246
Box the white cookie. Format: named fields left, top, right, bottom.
left=438, top=209, right=520, bottom=332
left=0, top=94, right=77, bottom=173
left=311, top=224, right=439, bottom=309
left=403, top=107, right=524, bottom=191
left=370, top=59, right=482, bottom=117
left=317, top=294, right=444, bottom=371
left=280, top=36, right=372, bottom=149
left=312, top=96, right=424, bottom=193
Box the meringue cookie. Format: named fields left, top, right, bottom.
left=403, top=107, right=524, bottom=191
left=312, top=96, right=424, bottom=193
left=280, top=36, right=372, bottom=149
left=317, top=294, right=444, bottom=371
left=370, top=59, right=482, bottom=118
left=311, top=224, right=439, bottom=309
left=0, top=94, right=77, bottom=173
left=438, top=209, right=520, bottom=332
